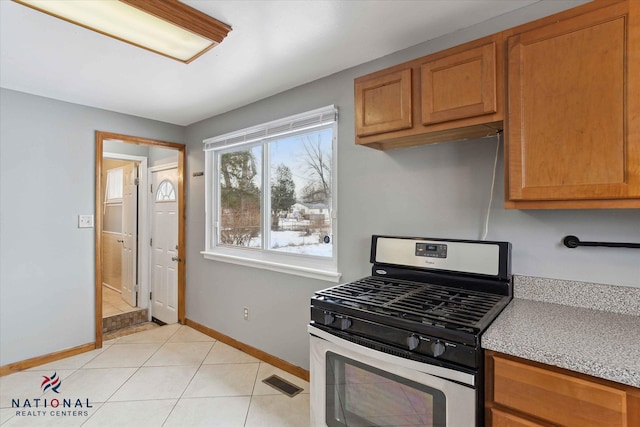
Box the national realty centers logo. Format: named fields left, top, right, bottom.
left=11, top=372, right=93, bottom=418
left=41, top=372, right=61, bottom=393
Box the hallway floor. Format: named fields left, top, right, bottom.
left=0, top=324, right=310, bottom=426
left=102, top=286, right=138, bottom=318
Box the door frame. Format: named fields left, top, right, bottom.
left=95, top=131, right=186, bottom=348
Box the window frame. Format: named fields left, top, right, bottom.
left=202, top=105, right=340, bottom=282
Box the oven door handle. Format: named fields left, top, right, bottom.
left=308, top=324, right=475, bottom=387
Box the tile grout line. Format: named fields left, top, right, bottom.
left=80, top=324, right=183, bottom=426
left=243, top=361, right=264, bottom=427
left=160, top=333, right=220, bottom=427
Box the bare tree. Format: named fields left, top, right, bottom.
left=301, top=135, right=331, bottom=204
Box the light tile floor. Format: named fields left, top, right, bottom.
left=0, top=324, right=310, bottom=426
left=102, top=286, right=138, bottom=318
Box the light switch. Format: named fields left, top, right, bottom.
left=78, top=214, right=94, bottom=228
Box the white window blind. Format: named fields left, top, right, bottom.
left=204, top=105, right=337, bottom=151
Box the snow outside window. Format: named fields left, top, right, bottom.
left=202, top=105, right=339, bottom=282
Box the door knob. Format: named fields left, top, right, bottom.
left=171, top=257, right=183, bottom=262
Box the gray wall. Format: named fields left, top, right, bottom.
left=184, top=0, right=639, bottom=370
left=103, top=139, right=149, bottom=157
left=0, top=88, right=184, bottom=365
left=148, top=146, right=178, bottom=168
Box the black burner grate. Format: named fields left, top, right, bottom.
left=316, top=276, right=505, bottom=329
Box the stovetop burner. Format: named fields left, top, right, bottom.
left=310, top=235, right=512, bottom=369
left=316, top=276, right=507, bottom=332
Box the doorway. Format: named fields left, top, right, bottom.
left=101, top=156, right=143, bottom=321
left=95, top=131, right=186, bottom=348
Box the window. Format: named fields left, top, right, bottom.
left=203, top=105, right=339, bottom=282
left=104, top=167, right=123, bottom=232
left=105, top=167, right=123, bottom=202
left=156, top=179, right=176, bottom=201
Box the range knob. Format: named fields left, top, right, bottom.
left=323, top=312, right=335, bottom=326
left=431, top=340, right=446, bottom=358
left=338, top=317, right=352, bottom=330
left=407, top=335, right=420, bottom=351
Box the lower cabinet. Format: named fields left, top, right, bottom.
left=485, top=351, right=640, bottom=427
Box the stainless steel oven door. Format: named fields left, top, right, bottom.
left=309, top=325, right=476, bottom=427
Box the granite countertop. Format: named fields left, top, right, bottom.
left=481, top=276, right=640, bottom=388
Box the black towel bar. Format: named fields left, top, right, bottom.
left=563, top=235, right=640, bottom=249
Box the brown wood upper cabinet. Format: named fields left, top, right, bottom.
left=504, top=0, right=640, bottom=209
left=421, top=41, right=497, bottom=125
left=354, top=67, right=412, bottom=137
left=354, top=34, right=504, bottom=150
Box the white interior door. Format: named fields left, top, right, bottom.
left=121, top=163, right=138, bottom=307
left=150, top=167, right=178, bottom=324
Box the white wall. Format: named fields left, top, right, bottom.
left=0, top=89, right=184, bottom=366
left=184, top=0, right=639, bottom=371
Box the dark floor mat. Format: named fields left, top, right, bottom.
left=262, top=374, right=303, bottom=397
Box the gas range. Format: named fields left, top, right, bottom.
left=310, top=235, right=512, bottom=371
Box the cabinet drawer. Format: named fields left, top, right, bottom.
left=493, top=357, right=626, bottom=426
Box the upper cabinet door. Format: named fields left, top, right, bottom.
left=354, top=68, right=412, bottom=137
left=354, top=34, right=503, bottom=150
left=421, top=42, right=497, bottom=125
left=506, top=0, right=640, bottom=208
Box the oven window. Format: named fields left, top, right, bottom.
left=326, top=352, right=446, bottom=427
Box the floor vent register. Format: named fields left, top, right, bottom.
left=261, top=375, right=303, bottom=397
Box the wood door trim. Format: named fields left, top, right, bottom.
left=95, top=131, right=186, bottom=349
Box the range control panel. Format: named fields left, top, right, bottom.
left=415, top=243, right=447, bottom=258
left=373, top=236, right=503, bottom=277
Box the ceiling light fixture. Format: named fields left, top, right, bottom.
left=13, top=0, right=232, bottom=63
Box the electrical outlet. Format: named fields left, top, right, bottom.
left=78, top=214, right=94, bottom=228
left=243, top=307, right=249, bottom=320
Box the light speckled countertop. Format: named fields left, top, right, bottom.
left=482, top=276, right=640, bottom=388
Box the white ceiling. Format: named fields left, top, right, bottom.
left=0, top=0, right=543, bottom=126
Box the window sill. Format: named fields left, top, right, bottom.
left=201, top=251, right=342, bottom=283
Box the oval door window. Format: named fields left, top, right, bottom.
left=156, top=179, right=176, bottom=202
